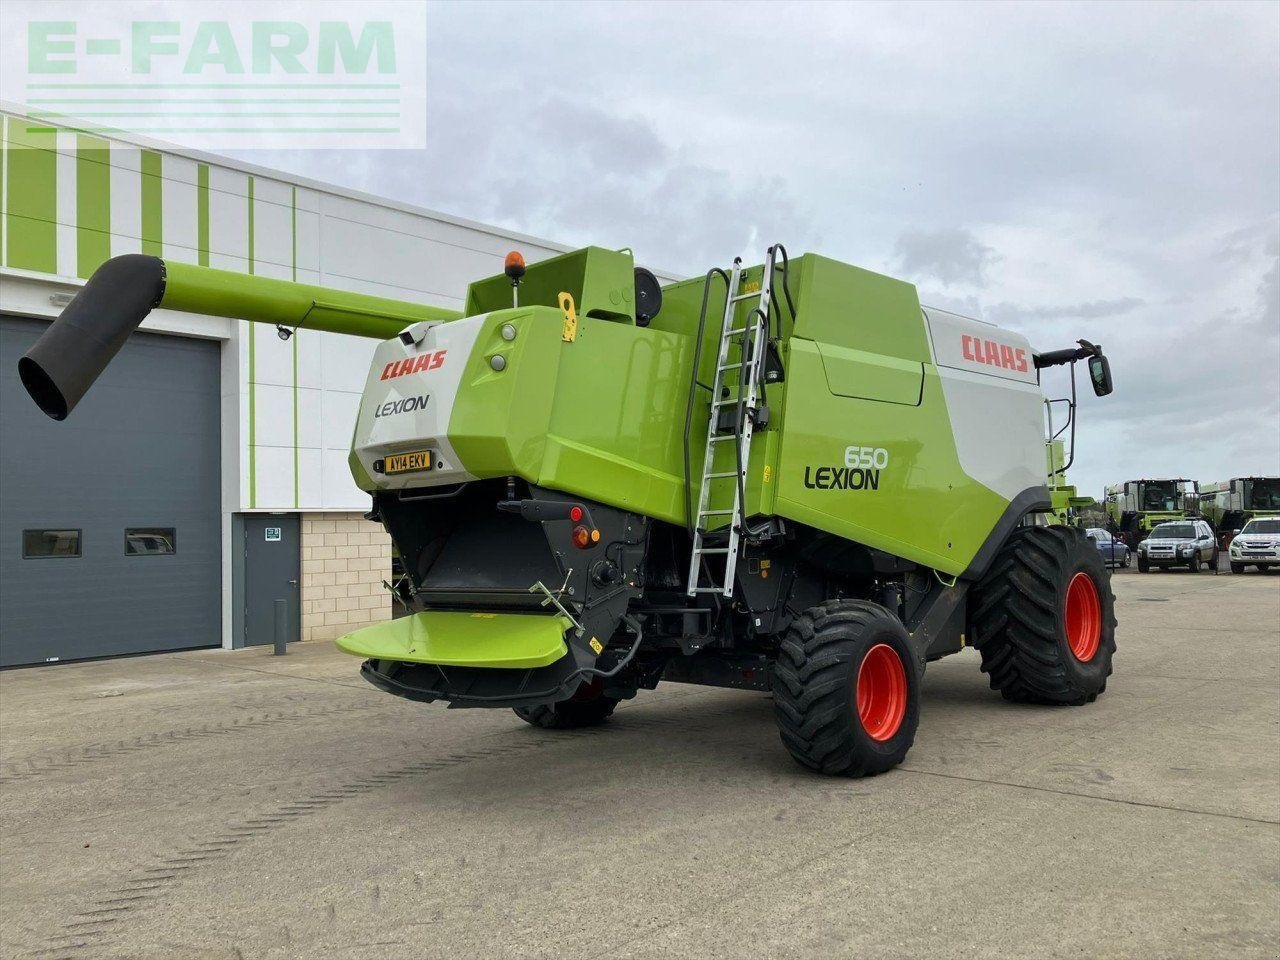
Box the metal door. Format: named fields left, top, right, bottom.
left=1, top=317, right=221, bottom=666
left=243, top=515, right=300, bottom=647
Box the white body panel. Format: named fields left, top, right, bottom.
left=922, top=307, right=1045, bottom=502
left=351, top=317, right=487, bottom=490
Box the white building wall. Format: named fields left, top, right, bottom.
left=1, top=110, right=567, bottom=515
left=0, top=110, right=572, bottom=648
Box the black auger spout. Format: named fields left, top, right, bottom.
left=18, top=255, right=462, bottom=421
left=19, top=255, right=167, bottom=421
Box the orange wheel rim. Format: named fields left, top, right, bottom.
left=1065, top=572, right=1102, bottom=662
left=856, top=643, right=908, bottom=741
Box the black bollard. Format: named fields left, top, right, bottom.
left=273, top=599, right=288, bottom=656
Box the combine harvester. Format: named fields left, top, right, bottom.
left=19, top=245, right=1117, bottom=776
left=1199, top=477, right=1280, bottom=547
left=1104, top=478, right=1199, bottom=547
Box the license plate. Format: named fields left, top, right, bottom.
left=382, top=450, right=432, bottom=475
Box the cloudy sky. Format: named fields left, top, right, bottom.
left=233, top=0, right=1280, bottom=500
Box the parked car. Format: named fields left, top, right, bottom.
left=1228, top=517, right=1280, bottom=574
left=1136, top=519, right=1218, bottom=572
left=1086, top=528, right=1131, bottom=568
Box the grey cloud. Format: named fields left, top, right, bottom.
left=895, top=229, right=996, bottom=287
left=226, top=0, right=1280, bottom=499
left=984, top=297, right=1145, bottom=326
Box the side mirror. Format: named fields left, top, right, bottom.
left=1087, top=353, right=1113, bottom=397
left=1233, top=529, right=1242, bottom=536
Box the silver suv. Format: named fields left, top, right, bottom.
left=1137, top=519, right=1218, bottom=573
left=1229, top=517, right=1280, bottom=573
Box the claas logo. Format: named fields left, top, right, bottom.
left=380, top=350, right=447, bottom=380
left=961, top=335, right=1028, bottom=373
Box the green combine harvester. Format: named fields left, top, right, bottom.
left=18, top=244, right=1117, bottom=777
left=1104, top=478, right=1198, bottom=547
left=1199, top=477, right=1280, bottom=545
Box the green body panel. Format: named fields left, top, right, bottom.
left=161, top=261, right=461, bottom=337
left=335, top=610, right=571, bottom=668
left=794, top=255, right=931, bottom=362
left=775, top=342, right=1006, bottom=575
left=433, top=252, right=1011, bottom=574
left=439, top=306, right=699, bottom=525
left=465, top=246, right=638, bottom=323
left=1046, top=440, right=1091, bottom=525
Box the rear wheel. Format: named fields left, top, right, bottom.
left=772, top=600, right=920, bottom=777
left=971, top=526, right=1116, bottom=705
left=513, top=680, right=618, bottom=729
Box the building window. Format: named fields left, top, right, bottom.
left=125, top=528, right=176, bottom=556
left=22, top=529, right=82, bottom=558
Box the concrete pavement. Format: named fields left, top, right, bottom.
left=2, top=568, right=1277, bottom=959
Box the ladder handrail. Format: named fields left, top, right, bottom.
left=686, top=245, right=780, bottom=599
left=682, top=266, right=732, bottom=537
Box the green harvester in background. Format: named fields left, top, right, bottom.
left=1199, top=477, right=1280, bottom=545
left=1104, top=478, right=1199, bottom=547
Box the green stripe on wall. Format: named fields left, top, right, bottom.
left=4, top=121, right=57, bottom=273
left=247, top=175, right=256, bottom=509
left=197, top=163, right=209, bottom=267
left=1, top=116, right=7, bottom=266
left=292, top=184, right=300, bottom=509
left=75, top=134, right=111, bottom=278
left=140, top=149, right=162, bottom=255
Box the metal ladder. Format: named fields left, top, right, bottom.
left=686, top=247, right=778, bottom=598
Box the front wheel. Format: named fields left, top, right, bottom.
left=1137, top=556, right=1149, bottom=573
left=772, top=600, right=920, bottom=777
left=970, top=526, right=1116, bottom=705
left=1187, top=553, right=1200, bottom=573
left=1231, top=561, right=1245, bottom=574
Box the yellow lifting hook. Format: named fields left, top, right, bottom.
left=558, top=291, right=578, bottom=343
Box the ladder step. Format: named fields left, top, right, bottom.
left=708, top=435, right=738, bottom=442
left=699, top=509, right=734, bottom=516
left=699, top=548, right=731, bottom=554
left=693, top=587, right=726, bottom=593
left=729, top=292, right=758, bottom=302
left=718, top=362, right=743, bottom=371
left=704, top=471, right=739, bottom=478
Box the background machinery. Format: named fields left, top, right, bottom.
left=1104, top=478, right=1199, bottom=547
left=18, top=244, right=1117, bottom=777
left=1199, top=477, right=1280, bottom=548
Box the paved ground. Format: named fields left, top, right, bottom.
left=2, top=568, right=1277, bottom=960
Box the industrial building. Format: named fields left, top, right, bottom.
left=0, top=110, right=570, bottom=666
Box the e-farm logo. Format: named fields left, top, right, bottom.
left=0, top=1, right=426, bottom=149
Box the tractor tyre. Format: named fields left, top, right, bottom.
left=1230, top=561, right=1245, bottom=575
left=772, top=600, right=919, bottom=777
left=971, top=526, right=1116, bottom=706
left=514, top=680, right=618, bottom=729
